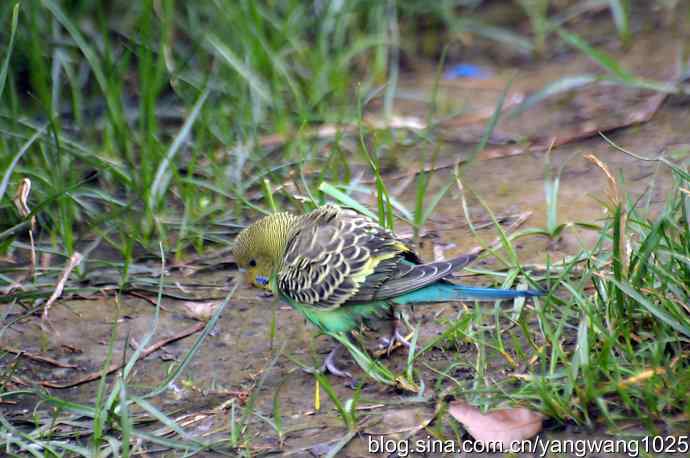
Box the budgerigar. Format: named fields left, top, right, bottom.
left=232, top=204, right=542, bottom=378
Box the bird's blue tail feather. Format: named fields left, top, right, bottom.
left=393, top=282, right=543, bottom=304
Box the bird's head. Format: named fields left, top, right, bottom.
left=232, top=212, right=299, bottom=290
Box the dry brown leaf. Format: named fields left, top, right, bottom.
left=585, top=153, right=627, bottom=272
left=181, top=301, right=219, bottom=321
left=618, top=367, right=666, bottom=388
left=448, top=400, right=543, bottom=447
left=584, top=154, right=620, bottom=206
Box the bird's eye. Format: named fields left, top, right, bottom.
left=249, top=259, right=257, bottom=267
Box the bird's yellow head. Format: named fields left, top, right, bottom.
left=232, top=212, right=299, bottom=290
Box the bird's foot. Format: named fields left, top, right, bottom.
left=376, top=320, right=413, bottom=357
left=320, top=344, right=352, bottom=379
left=302, top=345, right=352, bottom=378
left=386, top=325, right=412, bottom=356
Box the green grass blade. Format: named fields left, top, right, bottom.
left=129, top=430, right=205, bottom=452
left=512, top=74, right=598, bottom=116
left=118, top=378, right=131, bottom=457
left=207, top=34, right=271, bottom=103
left=142, top=284, right=236, bottom=399
left=262, top=178, right=278, bottom=213
left=420, top=180, right=453, bottom=227
left=325, top=431, right=358, bottom=458
left=467, top=77, right=513, bottom=162
left=600, top=133, right=690, bottom=182
left=149, top=89, right=209, bottom=210
left=0, top=126, right=45, bottom=202
left=121, top=243, right=165, bottom=379
left=405, top=325, right=419, bottom=382
left=91, top=321, right=119, bottom=452
left=557, top=27, right=634, bottom=82
left=39, top=395, right=98, bottom=418
left=608, top=0, right=631, bottom=45
left=330, top=332, right=396, bottom=386
left=610, top=278, right=690, bottom=338
left=43, top=0, right=126, bottom=134
left=318, top=181, right=378, bottom=220
left=629, top=217, right=665, bottom=285
left=272, top=379, right=283, bottom=442
left=344, top=182, right=413, bottom=222
left=0, top=3, right=19, bottom=101
left=461, top=20, right=533, bottom=53
left=131, top=396, right=198, bottom=442
left=314, top=373, right=351, bottom=429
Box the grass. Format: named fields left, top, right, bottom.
left=506, top=162, right=689, bottom=428
left=1, top=0, right=689, bottom=455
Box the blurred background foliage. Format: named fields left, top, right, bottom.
left=2, top=0, right=655, bottom=260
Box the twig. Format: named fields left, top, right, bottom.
left=42, top=252, right=83, bottom=321
left=0, top=346, right=78, bottom=369
left=125, top=290, right=172, bottom=312
left=13, top=178, right=36, bottom=278
left=39, top=322, right=205, bottom=389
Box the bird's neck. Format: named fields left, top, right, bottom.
left=262, top=212, right=300, bottom=266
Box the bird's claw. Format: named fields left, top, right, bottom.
left=378, top=320, right=413, bottom=357
left=386, top=328, right=412, bottom=356
left=301, top=344, right=352, bottom=379
left=321, top=345, right=352, bottom=378
left=321, top=359, right=352, bottom=379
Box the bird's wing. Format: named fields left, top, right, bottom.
left=277, top=205, right=476, bottom=308
left=277, top=205, right=409, bottom=308
left=348, top=253, right=477, bottom=302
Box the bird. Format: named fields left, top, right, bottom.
left=232, top=204, right=542, bottom=379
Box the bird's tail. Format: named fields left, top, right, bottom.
left=448, top=253, right=478, bottom=271
left=393, top=282, right=543, bottom=304
left=448, top=284, right=543, bottom=300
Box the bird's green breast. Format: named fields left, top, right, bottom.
left=288, top=298, right=391, bottom=334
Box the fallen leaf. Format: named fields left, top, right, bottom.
left=182, top=301, right=219, bottom=321
left=448, top=400, right=543, bottom=447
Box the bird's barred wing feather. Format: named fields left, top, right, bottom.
left=349, top=253, right=476, bottom=302
left=277, top=205, right=404, bottom=308
left=277, top=205, right=475, bottom=308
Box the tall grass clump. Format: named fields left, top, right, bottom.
left=453, top=158, right=690, bottom=430
left=0, top=0, right=407, bottom=266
